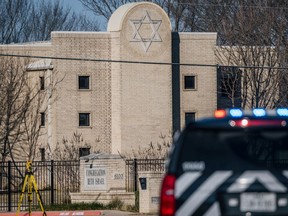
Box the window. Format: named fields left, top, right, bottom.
left=79, top=147, right=90, bottom=157
left=40, top=112, right=45, bottom=126
left=79, top=113, right=90, bottom=126
left=40, top=76, right=45, bottom=90
left=220, top=67, right=241, bottom=97
left=39, top=148, right=45, bottom=161
left=184, top=75, right=196, bottom=90
left=78, top=76, right=90, bottom=89
left=227, top=130, right=288, bottom=168
left=221, top=74, right=240, bottom=97
left=185, top=112, right=195, bottom=125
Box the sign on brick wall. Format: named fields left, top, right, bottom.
left=113, top=172, right=124, bottom=180
left=84, top=166, right=107, bottom=190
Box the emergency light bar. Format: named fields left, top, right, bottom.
left=215, top=108, right=288, bottom=118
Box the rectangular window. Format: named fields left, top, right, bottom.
left=79, top=147, right=90, bottom=157
left=79, top=113, right=90, bottom=126
left=220, top=67, right=241, bottom=98
left=40, top=112, right=45, bottom=126
left=78, top=76, right=90, bottom=89
left=40, top=148, right=45, bottom=161
left=184, top=75, right=196, bottom=90
left=40, top=76, right=45, bottom=90
left=185, top=112, right=195, bottom=125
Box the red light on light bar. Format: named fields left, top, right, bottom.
left=215, top=110, right=226, bottom=118
left=233, top=119, right=286, bottom=127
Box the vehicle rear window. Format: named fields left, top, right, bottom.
left=179, top=129, right=288, bottom=171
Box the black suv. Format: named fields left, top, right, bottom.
left=160, top=109, right=288, bottom=216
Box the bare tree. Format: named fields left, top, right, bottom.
left=79, top=0, right=141, bottom=21
left=163, top=0, right=198, bottom=32
left=0, top=0, right=32, bottom=44
left=214, top=1, right=288, bottom=108
left=217, top=46, right=283, bottom=109
left=19, top=62, right=64, bottom=162
left=0, top=55, right=64, bottom=163
left=217, top=66, right=241, bottom=108
left=0, top=56, right=32, bottom=163
left=78, top=0, right=192, bottom=31
left=120, top=132, right=172, bottom=159
left=25, top=0, right=100, bottom=42
left=0, top=0, right=100, bottom=44
left=53, top=132, right=92, bottom=160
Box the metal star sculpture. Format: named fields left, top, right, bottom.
left=130, top=10, right=162, bottom=52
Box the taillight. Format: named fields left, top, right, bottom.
left=160, top=174, right=176, bottom=216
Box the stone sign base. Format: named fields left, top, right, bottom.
left=70, top=191, right=135, bottom=206
left=70, top=153, right=135, bottom=207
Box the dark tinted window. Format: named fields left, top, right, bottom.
left=219, top=67, right=241, bottom=97
left=185, top=112, right=195, bottom=125
left=79, top=113, right=90, bottom=126
left=227, top=131, right=288, bottom=168
left=40, top=148, right=45, bottom=161
left=180, top=128, right=288, bottom=170
left=40, top=112, right=45, bottom=126
left=184, top=76, right=195, bottom=89
left=40, top=77, right=45, bottom=90
left=79, top=147, right=90, bottom=157
left=79, top=76, right=90, bottom=89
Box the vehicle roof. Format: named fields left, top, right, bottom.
left=186, top=115, right=288, bottom=130
left=166, top=114, right=288, bottom=173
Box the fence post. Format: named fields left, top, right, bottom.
left=8, top=161, right=11, bottom=212
left=134, top=159, right=138, bottom=191
left=50, top=160, right=54, bottom=204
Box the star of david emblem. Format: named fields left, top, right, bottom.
left=130, top=10, right=162, bottom=52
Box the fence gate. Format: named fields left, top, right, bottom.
left=0, top=160, right=80, bottom=212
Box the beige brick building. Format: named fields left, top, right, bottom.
left=0, top=2, right=217, bottom=159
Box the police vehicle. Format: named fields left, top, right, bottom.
left=160, top=108, right=288, bottom=216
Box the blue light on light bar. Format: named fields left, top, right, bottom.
left=229, top=109, right=243, bottom=117
left=277, top=108, right=288, bottom=116
left=253, top=108, right=266, bottom=117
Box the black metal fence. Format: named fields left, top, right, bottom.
left=0, top=160, right=80, bottom=212
left=0, top=158, right=165, bottom=212
left=125, top=159, right=166, bottom=192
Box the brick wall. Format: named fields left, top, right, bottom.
left=178, top=32, right=217, bottom=128
left=50, top=32, right=112, bottom=153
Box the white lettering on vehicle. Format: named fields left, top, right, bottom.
left=176, top=170, right=288, bottom=216
left=182, top=161, right=205, bottom=171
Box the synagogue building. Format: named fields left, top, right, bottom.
left=0, top=2, right=217, bottom=159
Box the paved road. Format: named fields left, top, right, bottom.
left=0, top=210, right=157, bottom=216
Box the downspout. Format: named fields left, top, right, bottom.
left=47, top=68, right=52, bottom=160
